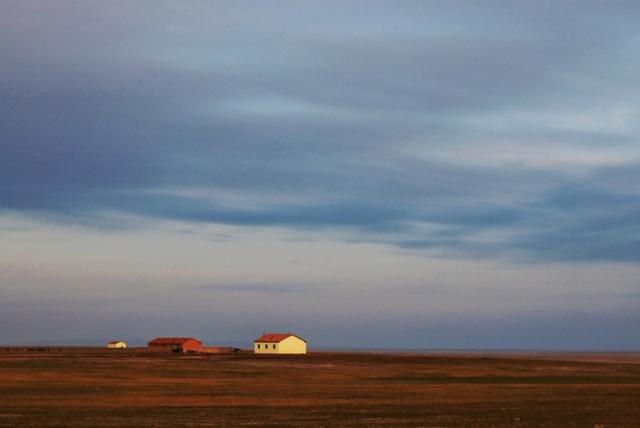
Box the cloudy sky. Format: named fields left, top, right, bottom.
left=1, top=1, right=639, bottom=349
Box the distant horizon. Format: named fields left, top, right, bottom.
left=4, top=338, right=640, bottom=354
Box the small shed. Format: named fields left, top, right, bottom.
left=254, top=333, right=307, bottom=354
left=107, top=340, right=127, bottom=349
left=147, top=337, right=202, bottom=353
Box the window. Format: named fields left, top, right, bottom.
left=257, top=344, right=260, bottom=349
left=273, top=344, right=276, bottom=349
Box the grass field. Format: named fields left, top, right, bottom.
left=1, top=348, right=639, bottom=427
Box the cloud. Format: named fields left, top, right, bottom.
left=191, top=283, right=308, bottom=294
left=510, top=182, right=640, bottom=262
left=1, top=1, right=640, bottom=263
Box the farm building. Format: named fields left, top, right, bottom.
left=254, top=333, right=307, bottom=354
left=107, top=341, right=127, bottom=349
left=147, top=337, right=202, bottom=353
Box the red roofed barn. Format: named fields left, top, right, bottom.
left=147, top=337, right=202, bottom=353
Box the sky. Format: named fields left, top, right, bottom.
left=1, top=1, right=640, bottom=349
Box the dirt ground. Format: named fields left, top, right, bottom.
left=1, top=348, right=639, bottom=427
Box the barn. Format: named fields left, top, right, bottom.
left=107, top=341, right=127, bottom=349
left=147, top=337, right=202, bottom=353
left=254, top=333, right=307, bottom=354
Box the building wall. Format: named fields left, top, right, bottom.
left=107, top=342, right=126, bottom=348
left=180, top=340, right=202, bottom=352
left=278, top=336, right=306, bottom=354
left=149, top=340, right=202, bottom=352
left=254, top=341, right=278, bottom=354
left=149, top=343, right=175, bottom=350
left=254, top=336, right=306, bottom=354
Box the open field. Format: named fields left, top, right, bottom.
left=1, top=348, right=639, bottom=427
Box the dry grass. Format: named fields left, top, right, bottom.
left=1, top=348, right=639, bottom=427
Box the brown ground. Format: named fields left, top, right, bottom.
left=1, top=348, right=639, bottom=427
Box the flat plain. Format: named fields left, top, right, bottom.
left=1, top=348, right=639, bottom=427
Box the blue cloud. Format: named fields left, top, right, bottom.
left=1, top=1, right=640, bottom=263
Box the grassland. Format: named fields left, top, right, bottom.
left=1, top=348, right=639, bottom=427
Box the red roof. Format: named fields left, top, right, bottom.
left=148, top=337, right=202, bottom=345
left=254, top=333, right=306, bottom=343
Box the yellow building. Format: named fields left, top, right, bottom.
left=107, top=340, right=127, bottom=349
left=254, top=333, right=307, bottom=354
